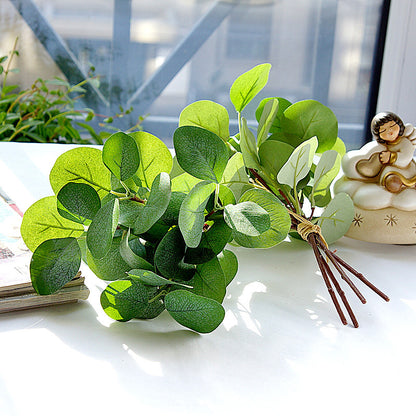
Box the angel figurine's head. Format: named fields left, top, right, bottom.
left=371, top=111, right=405, bottom=144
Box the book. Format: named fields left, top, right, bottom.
left=0, top=190, right=89, bottom=313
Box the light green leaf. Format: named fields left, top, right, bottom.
left=178, top=181, right=216, bottom=248
left=233, top=188, right=291, bottom=248
left=129, top=131, right=173, bottom=188
left=281, top=100, right=338, bottom=152
left=86, top=198, right=120, bottom=259
left=224, top=201, right=270, bottom=236
left=30, top=237, right=81, bottom=295
left=179, top=100, right=230, bottom=142
left=257, top=98, right=279, bottom=147
left=220, top=152, right=251, bottom=202
left=171, top=172, right=202, bottom=193
left=173, top=125, right=228, bottom=183
left=230, top=63, right=271, bottom=112
left=49, top=147, right=111, bottom=198
left=258, top=140, right=294, bottom=184
left=21, top=196, right=84, bottom=252
left=102, top=131, right=140, bottom=181
left=277, top=136, right=318, bottom=188
left=134, top=172, right=171, bottom=234
left=57, top=182, right=101, bottom=223
left=120, top=229, right=153, bottom=271
left=240, top=117, right=260, bottom=170
left=164, top=290, right=225, bottom=333
left=255, top=97, right=292, bottom=134
left=316, top=192, right=354, bottom=244
left=312, top=150, right=341, bottom=206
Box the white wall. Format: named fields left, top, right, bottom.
left=377, top=0, right=416, bottom=125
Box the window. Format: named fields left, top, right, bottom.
left=1, top=0, right=389, bottom=148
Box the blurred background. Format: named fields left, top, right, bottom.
left=0, top=0, right=390, bottom=148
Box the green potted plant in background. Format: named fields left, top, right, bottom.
left=0, top=38, right=143, bottom=144
left=19, top=63, right=389, bottom=333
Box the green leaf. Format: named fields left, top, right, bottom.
left=184, top=217, right=232, bottom=264
left=281, top=100, right=338, bottom=152
left=179, top=100, right=230, bottom=142
left=154, top=226, right=196, bottom=281
left=255, top=97, right=292, bottom=134
left=171, top=172, right=202, bottom=193
left=277, top=136, right=318, bottom=188
left=21, top=196, right=84, bottom=252
left=218, top=249, right=238, bottom=286
left=100, top=279, right=157, bottom=322
left=173, top=125, right=229, bottom=183
left=164, top=290, right=225, bottom=333
left=315, top=192, right=354, bottom=245
left=86, top=198, right=120, bottom=259
left=258, top=140, right=294, bottom=183
left=311, top=150, right=341, bottom=206
left=159, top=191, right=186, bottom=226
left=49, top=147, right=111, bottom=198
left=86, top=236, right=131, bottom=281
left=129, top=131, right=173, bottom=188
left=134, top=172, right=171, bottom=234
left=224, top=201, right=270, bottom=236
left=178, top=181, right=216, bottom=248
left=57, top=182, right=101, bottom=223
left=188, top=256, right=226, bottom=303
left=240, top=117, right=260, bottom=170
left=230, top=63, right=271, bottom=112
left=102, top=131, right=140, bottom=181
left=120, top=229, right=154, bottom=271
left=233, top=188, right=291, bottom=248
left=30, top=237, right=81, bottom=295
left=220, top=152, right=251, bottom=202
left=118, top=199, right=144, bottom=228
left=256, top=98, right=279, bottom=147
left=128, top=269, right=192, bottom=288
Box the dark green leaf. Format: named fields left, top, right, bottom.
left=173, top=125, right=228, bottom=183
left=120, top=229, right=154, bottom=270
left=30, top=237, right=81, bottom=295
left=102, top=131, right=140, bottom=181
left=164, top=290, right=225, bottom=333
left=86, top=198, right=120, bottom=259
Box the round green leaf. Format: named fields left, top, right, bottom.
left=171, top=172, right=202, bottom=193
left=30, top=237, right=81, bottom=295
left=102, top=131, right=140, bottom=181
left=49, top=147, right=111, bottom=198
left=159, top=191, right=186, bottom=226
left=178, top=181, right=216, bottom=248
left=21, top=196, right=84, bottom=252
left=224, top=201, right=270, bottom=237
left=258, top=140, right=294, bottom=182
left=86, top=236, right=131, bottom=281
left=230, top=63, right=271, bottom=113
left=86, top=198, right=120, bottom=259
left=100, top=279, right=156, bottom=321
left=134, top=172, right=171, bottom=234
left=218, top=249, right=238, bottom=286
left=164, top=290, right=225, bottom=333
left=179, top=100, right=230, bottom=142
left=173, top=125, right=228, bottom=183
left=316, top=192, right=354, bottom=245
left=57, top=182, right=101, bottom=222
left=233, top=188, right=291, bottom=248
left=255, top=97, right=292, bottom=134
left=281, top=100, right=338, bottom=152
left=120, top=229, right=154, bottom=271
left=129, top=131, right=173, bottom=188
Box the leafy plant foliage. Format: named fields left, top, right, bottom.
left=21, top=62, right=368, bottom=333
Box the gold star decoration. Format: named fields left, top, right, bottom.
left=384, top=213, right=398, bottom=227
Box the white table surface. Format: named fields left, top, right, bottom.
left=0, top=142, right=415, bottom=416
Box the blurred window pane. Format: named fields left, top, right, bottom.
left=0, top=0, right=388, bottom=148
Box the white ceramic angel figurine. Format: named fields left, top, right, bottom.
left=334, top=112, right=416, bottom=244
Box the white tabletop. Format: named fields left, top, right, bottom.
left=0, top=142, right=415, bottom=416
